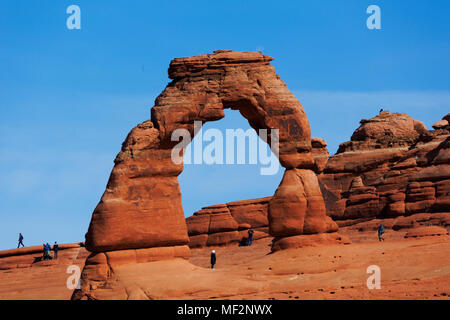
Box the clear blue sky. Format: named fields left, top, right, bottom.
left=0, top=1, right=449, bottom=250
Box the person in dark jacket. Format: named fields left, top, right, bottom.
left=17, top=233, right=25, bottom=248
left=53, top=242, right=59, bottom=260
left=42, top=243, right=48, bottom=260
left=247, top=229, right=254, bottom=246
left=378, top=224, right=385, bottom=242
left=210, top=250, right=216, bottom=269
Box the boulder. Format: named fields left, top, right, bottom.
left=432, top=119, right=449, bottom=130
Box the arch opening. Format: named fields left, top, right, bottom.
left=179, top=108, right=283, bottom=216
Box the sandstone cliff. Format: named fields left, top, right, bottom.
left=186, top=197, right=272, bottom=248
left=318, top=111, right=450, bottom=223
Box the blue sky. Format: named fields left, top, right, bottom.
left=0, top=0, right=449, bottom=250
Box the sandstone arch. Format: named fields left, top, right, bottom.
left=84, top=50, right=339, bottom=255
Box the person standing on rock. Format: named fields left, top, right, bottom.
left=53, top=242, right=59, bottom=260
left=210, top=250, right=216, bottom=269
left=42, top=243, right=48, bottom=260
left=45, top=243, right=51, bottom=260
left=17, top=233, right=24, bottom=248
left=378, top=224, right=385, bottom=242
left=247, top=229, right=254, bottom=246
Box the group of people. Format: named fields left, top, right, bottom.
left=17, top=233, right=59, bottom=260
left=42, top=242, right=59, bottom=260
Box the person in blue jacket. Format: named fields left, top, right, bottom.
left=45, top=243, right=52, bottom=260
left=378, top=224, right=385, bottom=242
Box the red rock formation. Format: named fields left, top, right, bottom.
left=76, top=50, right=341, bottom=299
left=85, top=50, right=336, bottom=255
left=404, top=226, right=448, bottom=238
left=318, top=111, right=450, bottom=223
left=269, top=169, right=341, bottom=251
left=311, top=137, right=329, bottom=173
left=186, top=197, right=271, bottom=248
left=341, top=177, right=379, bottom=219
left=337, top=111, right=426, bottom=153
left=432, top=114, right=450, bottom=130
left=228, top=197, right=271, bottom=229
left=85, top=120, right=189, bottom=253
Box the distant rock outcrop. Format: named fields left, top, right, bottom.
left=186, top=197, right=272, bottom=248
left=318, top=111, right=450, bottom=223
left=311, top=137, right=329, bottom=173
left=432, top=113, right=450, bottom=130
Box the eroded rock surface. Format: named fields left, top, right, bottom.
left=318, top=111, right=450, bottom=222
left=186, top=197, right=272, bottom=248
left=0, top=243, right=88, bottom=300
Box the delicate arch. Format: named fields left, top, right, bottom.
left=85, top=50, right=337, bottom=253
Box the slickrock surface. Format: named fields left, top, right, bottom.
left=69, top=234, right=450, bottom=300
left=318, top=111, right=450, bottom=222
left=1, top=227, right=450, bottom=299
left=404, top=226, right=448, bottom=238
left=0, top=243, right=88, bottom=300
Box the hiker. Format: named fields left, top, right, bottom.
left=42, top=243, right=48, bottom=260
left=247, top=229, right=254, bottom=246
left=53, top=242, right=59, bottom=260
left=210, top=250, right=216, bottom=269
left=45, top=243, right=52, bottom=260
left=378, top=224, right=385, bottom=242
left=17, top=233, right=24, bottom=248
